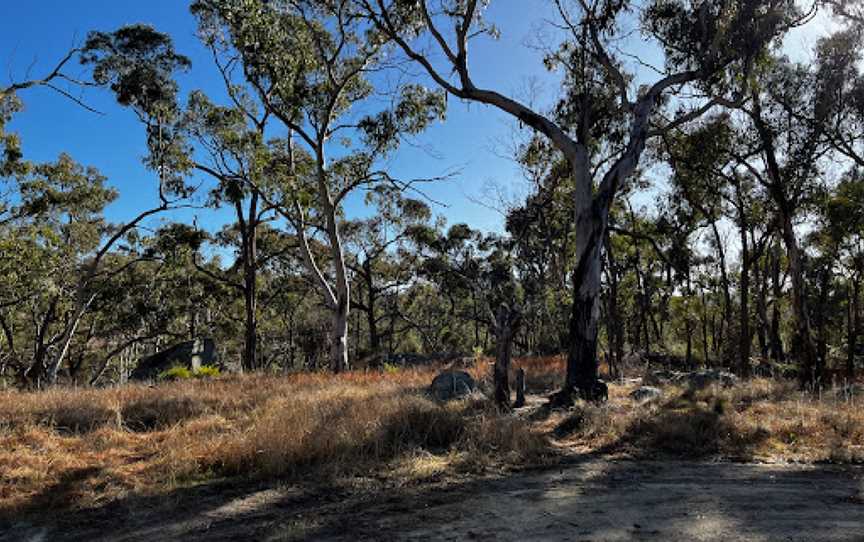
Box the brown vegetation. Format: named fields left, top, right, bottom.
left=2, top=356, right=863, bottom=519
left=0, top=359, right=546, bottom=515
left=546, top=376, right=864, bottom=463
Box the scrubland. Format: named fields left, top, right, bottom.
left=2, top=356, right=862, bottom=517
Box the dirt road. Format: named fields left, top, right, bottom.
left=4, top=460, right=863, bottom=541
left=351, top=461, right=864, bottom=541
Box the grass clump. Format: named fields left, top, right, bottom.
left=158, top=365, right=221, bottom=381
left=159, top=366, right=193, bottom=381
left=193, top=365, right=221, bottom=379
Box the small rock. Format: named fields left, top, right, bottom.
left=643, top=370, right=683, bottom=386
left=629, top=386, right=663, bottom=404
left=685, top=370, right=738, bottom=389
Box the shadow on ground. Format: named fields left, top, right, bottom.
left=3, top=453, right=863, bottom=541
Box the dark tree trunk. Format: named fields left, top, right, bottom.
left=755, top=255, right=770, bottom=359
left=848, top=277, right=860, bottom=382
left=239, top=193, right=259, bottom=372
left=493, top=304, right=520, bottom=407
left=700, top=287, right=710, bottom=365
left=361, top=260, right=381, bottom=363
left=685, top=265, right=694, bottom=368
left=769, top=242, right=786, bottom=364
left=564, top=226, right=603, bottom=399
left=711, top=221, right=732, bottom=355
left=739, top=216, right=752, bottom=378
left=816, top=266, right=831, bottom=380
left=604, top=231, right=623, bottom=378
left=778, top=212, right=820, bottom=387
left=751, top=98, right=819, bottom=388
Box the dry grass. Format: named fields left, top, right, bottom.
left=3, top=356, right=863, bottom=518
left=0, top=361, right=547, bottom=515
left=545, top=377, right=864, bottom=463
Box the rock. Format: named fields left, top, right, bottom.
left=684, top=369, right=738, bottom=389
left=643, top=370, right=683, bottom=386
left=130, top=338, right=218, bottom=381
left=430, top=370, right=476, bottom=401
left=629, top=386, right=663, bottom=404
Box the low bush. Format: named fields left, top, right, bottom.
left=194, top=365, right=221, bottom=379
left=159, top=366, right=193, bottom=381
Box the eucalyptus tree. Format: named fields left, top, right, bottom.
left=0, top=156, right=118, bottom=385
left=822, top=171, right=864, bottom=380
left=0, top=30, right=192, bottom=386
left=361, top=0, right=799, bottom=400
left=191, top=0, right=446, bottom=372
left=0, top=49, right=105, bottom=382
left=10, top=26, right=198, bottom=387
left=723, top=52, right=841, bottom=386
left=660, top=114, right=774, bottom=375
left=343, top=187, right=433, bottom=360
left=178, top=90, right=284, bottom=371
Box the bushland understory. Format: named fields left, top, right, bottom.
left=2, top=356, right=863, bottom=518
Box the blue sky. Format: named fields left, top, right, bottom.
left=2, top=1, right=575, bottom=236
left=2, top=1, right=838, bottom=242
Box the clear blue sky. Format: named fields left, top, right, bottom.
left=2, top=0, right=576, bottom=236
left=2, top=1, right=836, bottom=239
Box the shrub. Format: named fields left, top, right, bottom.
left=194, top=365, right=221, bottom=379
left=159, top=366, right=192, bottom=381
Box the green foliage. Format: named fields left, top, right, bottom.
left=81, top=24, right=190, bottom=116
left=194, top=365, right=221, bottom=379
left=159, top=366, right=193, bottom=381
left=383, top=362, right=400, bottom=374
left=157, top=365, right=220, bottom=381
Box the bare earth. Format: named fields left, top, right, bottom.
left=4, top=460, right=864, bottom=541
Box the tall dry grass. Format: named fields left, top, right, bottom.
left=547, top=377, right=864, bottom=462
left=4, top=356, right=863, bottom=517
left=0, top=362, right=547, bottom=514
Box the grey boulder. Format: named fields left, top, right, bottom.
left=430, top=370, right=476, bottom=401
left=629, top=386, right=663, bottom=404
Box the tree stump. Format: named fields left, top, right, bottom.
left=514, top=367, right=526, bottom=408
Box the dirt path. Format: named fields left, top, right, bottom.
left=345, top=460, right=864, bottom=541
left=4, top=460, right=863, bottom=541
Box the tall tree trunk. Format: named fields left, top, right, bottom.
left=604, top=232, right=623, bottom=377
left=751, top=97, right=819, bottom=387
left=769, top=241, right=786, bottom=364
left=565, top=221, right=604, bottom=398
left=240, top=195, right=259, bottom=372
left=45, top=293, right=96, bottom=385
left=493, top=304, right=520, bottom=407
left=711, top=221, right=732, bottom=358
left=362, top=260, right=381, bottom=359
left=848, top=276, right=860, bottom=382
left=778, top=212, right=820, bottom=387
left=242, top=276, right=257, bottom=371
left=685, top=264, right=694, bottom=368
left=700, top=287, right=710, bottom=365
left=738, top=216, right=752, bottom=378
left=754, top=255, right=769, bottom=359
left=331, top=297, right=349, bottom=373
left=816, top=266, right=831, bottom=379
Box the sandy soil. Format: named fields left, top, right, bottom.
left=4, top=459, right=863, bottom=541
